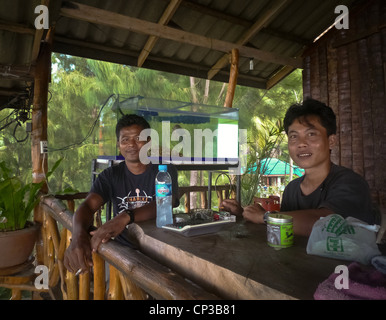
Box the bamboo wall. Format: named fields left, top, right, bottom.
left=302, top=0, right=386, bottom=210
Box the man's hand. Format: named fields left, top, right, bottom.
left=89, top=212, right=130, bottom=252
left=220, top=199, right=266, bottom=224
left=220, top=199, right=244, bottom=215
left=64, top=230, right=93, bottom=274
left=242, top=203, right=266, bottom=224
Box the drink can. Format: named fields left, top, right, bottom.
left=267, top=214, right=294, bottom=249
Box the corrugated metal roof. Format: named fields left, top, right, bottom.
left=0, top=0, right=359, bottom=111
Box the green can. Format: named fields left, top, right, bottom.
left=267, top=214, right=294, bottom=249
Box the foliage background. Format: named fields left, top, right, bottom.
left=0, top=53, right=302, bottom=209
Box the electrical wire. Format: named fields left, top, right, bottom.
left=0, top=109, right=18, bottom=131
left=48, top=94, right=116, bottom=152
left=12, top=121, right=29, bottom=143
left=214, top=172, right=235, bottom=200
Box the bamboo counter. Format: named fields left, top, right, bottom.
left=125, top=217, right=346, bottom=300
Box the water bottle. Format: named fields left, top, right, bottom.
left=155, top=164, right=173, bottom=227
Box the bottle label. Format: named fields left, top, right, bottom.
left=156, top=184, right=172, bottom=197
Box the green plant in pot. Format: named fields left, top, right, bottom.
left=0, top=159, right=62, bottom=271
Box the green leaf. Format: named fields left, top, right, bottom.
left=46, top=158, right=63, bottom=179
left=0, top=159, right=62, bottom=230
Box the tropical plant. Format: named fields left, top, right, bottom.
left=0, top=158, right=62, bottom=231
left=240, top=118, right=285, bottom=207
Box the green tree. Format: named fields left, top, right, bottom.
left=1, top=54, right=302, bottom=210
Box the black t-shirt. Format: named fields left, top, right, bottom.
left=90, top=162, right=179, bottom=246
left=281, top=163, right=376, bottom=225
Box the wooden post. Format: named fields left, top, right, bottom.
left=32, top=27, right=54, bottom=266
left=65, top=230, right=78, bottom=300
left=108, top=265, right=124, bottom=300
left=79, top=272, right=90, bottom=300
left=58, top=228, right=69, bottom=299
left=32, top=27, right=53, bottom=191
left=223, top=49, right=239, bottom=206
left=45, top=213, right=61, bottom=288
left=92, top=252, right=105, bottom=300
left=224, top=48, right=239, bottom=108
left=118, top=272, right=148, bottom=300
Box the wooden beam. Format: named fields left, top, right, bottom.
left=266, top=48, right=305, bottom=89
left=31, top=0, right=51, bottom=63
left=53, top=34, right=268, bottom=88
left=269, top=65, right=299, bottom=90
left=0, top=64, right=35, bottom=79
left=0, top=20, right=35, bottom=35
left=0, top=88, right=26, bottom=96
left=60, top=1, right=302, bottom=69
left=137, top=0, right=182, bottom=67
left=266, top=65, right=295, bottom=89
left=224, top=48, right=239, bottom=108
left=207, top=0, right=291, bottom=80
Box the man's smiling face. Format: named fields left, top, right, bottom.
left=118, top=124, right=148, bottom=163
left=287, top=115, right=336, bottom=171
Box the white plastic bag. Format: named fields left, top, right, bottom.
left=306, top=214, right=381, bottom=265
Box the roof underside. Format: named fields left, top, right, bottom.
left=0, top=0, right=358, bottom=111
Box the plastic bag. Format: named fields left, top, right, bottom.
left=306, top=214, right=381, bottom=265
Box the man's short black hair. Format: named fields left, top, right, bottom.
left=283, top=98, right=337, bottom=136
left=115, top=114, right=151, bottom=140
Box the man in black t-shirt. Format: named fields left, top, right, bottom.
left=221, top=99, right=377, bottom=236
left=280, top=163, right=374, bottom=226
left=64, top=114, right=179, bottom=274
left=90, top=161, right=178, bottom=247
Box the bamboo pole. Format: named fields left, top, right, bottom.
left=31, top=29, right=52, bottom=190
left=42, top=196, right=219, bottom=300
left=224, top=48, right=239, bottom=108
left=108, top=265, right=124, bottom=300
left=11, top=289, right=21, bottom=300
left=185, top=193, right=190, bottom=213
left=65, top=230, right=78, bottom=300
left=32, top=26, right=54, bottom=267
left=67, top=199, right=75, bottom=213
left=92, top=252, right=105, bottom=300
left=45, top=214, right=55, bottom=279
left=58, top=228, right=68, bottom=299
left=40, top=205, right=50, bottom=269
left=79, top=272, right=90, bottom=300
left=45, top=213, right=61, bottom=288
left=118, top=272, right=148, bottom=300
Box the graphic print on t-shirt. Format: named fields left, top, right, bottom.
left=117, top=188, right=153, bottom=211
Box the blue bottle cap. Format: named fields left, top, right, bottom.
left=158, top=164, right=167, bottom=171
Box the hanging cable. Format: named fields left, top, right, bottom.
left=214, top=172, right=235, bottom=200
left=48, top=94, right=116, bottom=152
left=12, top=121, right=29, bottom=143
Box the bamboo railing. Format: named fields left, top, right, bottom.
left=38, top=191, right=223, bottom=300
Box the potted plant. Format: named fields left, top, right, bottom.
left=0, top=159, right=61, bottom=271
